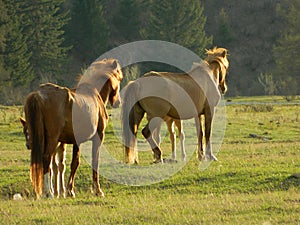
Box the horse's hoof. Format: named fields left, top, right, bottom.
left=60, top=192, right=66, bottom=199
left=210, top=154, right=218, bottom=161
left=43, top=192, right=54, bottom=199
left=153, top=158, right=163, bottom=164
left=67, top=190, right=76, bottom=198
left=96, top=191, right=105, bottom=198
left=163, top=158, right=178, bottom=163
left=202, top=154, right=218, bottom=161
left=92, top=188, right=105, bottom=197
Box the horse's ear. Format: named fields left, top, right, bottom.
left=222, top=49, right=227, bottom=57
left=20, top=117, right=26, bottom=126
left=112, top=60, right=118, bottom=69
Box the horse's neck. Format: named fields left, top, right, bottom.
left=76, top=83, right=101, bottom=102
left=77, top=77, right=110, bottom=106
left=99, top=82, right=110, bottom=106
left=203, top=60, right=219, bottom=84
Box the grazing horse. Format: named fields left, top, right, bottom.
left=23, top=58, right=123, bottom=198
left=122, top=47, right=229, bottom=164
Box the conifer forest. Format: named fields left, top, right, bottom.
left=0, top=0, right=299, bottom=104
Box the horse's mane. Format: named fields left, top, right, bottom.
left=76, top=58, right=123, bottom=88
left=90, top=58, right=123, bottom=80
left=189, top=61, right=211, bottom=77
left=205, top=47, right=229, bottom=69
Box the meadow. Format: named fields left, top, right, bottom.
left=0, top=96, right=299, bottom=224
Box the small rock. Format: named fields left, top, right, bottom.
left=249, top=133, right=258, bottom=138
left=13, top=193, right=23, bottom=200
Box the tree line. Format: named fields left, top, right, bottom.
left=0, top=0, right=299, bottom=104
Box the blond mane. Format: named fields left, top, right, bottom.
left=78, top=58, right=123, bottom=87
left=205, top=47, right=229, bottom=69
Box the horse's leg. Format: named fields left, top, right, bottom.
left=125, top=107, right=144, bottom=164
left=43, top=139, right=58, bottom=198
left=142, top=117, right=163, bottom=163
left=92, top=130, right=104, bottom=197
left=195, top=116, right=204, bottom=161
left=175, top=119, right=186, bottom=161
left=67, top=144, right=80, bottom=198
left=56, top=143, right=66, bottom=198
left=204, top=109, right=218, bottom=161
left=153, top=123, right=161, bottom=147
left=166, top=119, right=176, bottom=160
left=51, top=151, right=58, bottom=197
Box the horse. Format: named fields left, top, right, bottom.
left=22, top=58, right=123, bottom=198
left=20, top=117, right=67, bottom=198
left=122, top=47, right=229, bottom=164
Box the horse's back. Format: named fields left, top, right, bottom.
left=141, top=71, right=208, bottom=118
left=29, top=83, right=73, bottom=138
left=39, top=83, right=73, bottom=102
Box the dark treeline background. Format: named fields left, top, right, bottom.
left=0, top=0, right=299, bottom=104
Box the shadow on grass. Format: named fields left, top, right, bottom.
left=153, top=171, right=300, bottom=195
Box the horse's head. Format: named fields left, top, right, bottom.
left=205, top=47, right=229, bottom=95
left=94, top=59, right=123, bottom=108
left=109, top=59, right=123, bottom=108
left=20, top=117, right=31, bottom=150
left=108, top=76, right=122, bottom=108
left=82, top=58, right=123, bottom=107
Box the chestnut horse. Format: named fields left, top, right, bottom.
left=23, top=58, right=123, bottom=198
left=122, top=47, right=229, bottom=164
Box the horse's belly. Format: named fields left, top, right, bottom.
left=72, top=105, right=99, bottom=143
left=72, top=117, right=98, bottom=143
left=167, top=106, right=201, bottom=120
left=59, top=127, right=76, bottom=144
left=167, top=88, right=206, bottom=119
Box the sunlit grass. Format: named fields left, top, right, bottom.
left=0, top=98, right=299, bottom=224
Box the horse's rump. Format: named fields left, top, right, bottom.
left=24, top=84, right=72, bottom=197
left=121, top=82, right=145, bottom=148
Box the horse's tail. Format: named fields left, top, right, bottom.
left=25, top=92, right=44, bottom=198
left=121, top=81, right=143, bottom=164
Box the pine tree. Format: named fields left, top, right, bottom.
left=0, top=0, right=9, bottom=103
left=3, top=0, right=33, bottom=87
left=0, top=0, right=33, bottom=104
left=20, top=0, right=71, bottom=86
left=66, top=0, right=109, bottom=65
left=141, top=0, right=212, bottom=56
left=216, top=8, right=233, bottom=47
left=0, top=0, right=8, bottom=54
left=113, top=0, right=141, bottom=43
left=273, top=0, right=300, bottom=95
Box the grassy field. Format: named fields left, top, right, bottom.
left=0, top=97, right=299, bottom=224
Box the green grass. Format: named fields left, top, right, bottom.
left=0, top=97, right=299, bottom=224
left=226, top=95, right=300, bottom=103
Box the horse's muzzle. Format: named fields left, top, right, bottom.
left=112, top=99, right=121, bottom=108
left=219, top=84, right=227, bottom=95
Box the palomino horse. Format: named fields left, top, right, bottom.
left=122, top=47, right=229, bottom=164
left=23, top=58, right=123, bottom=198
